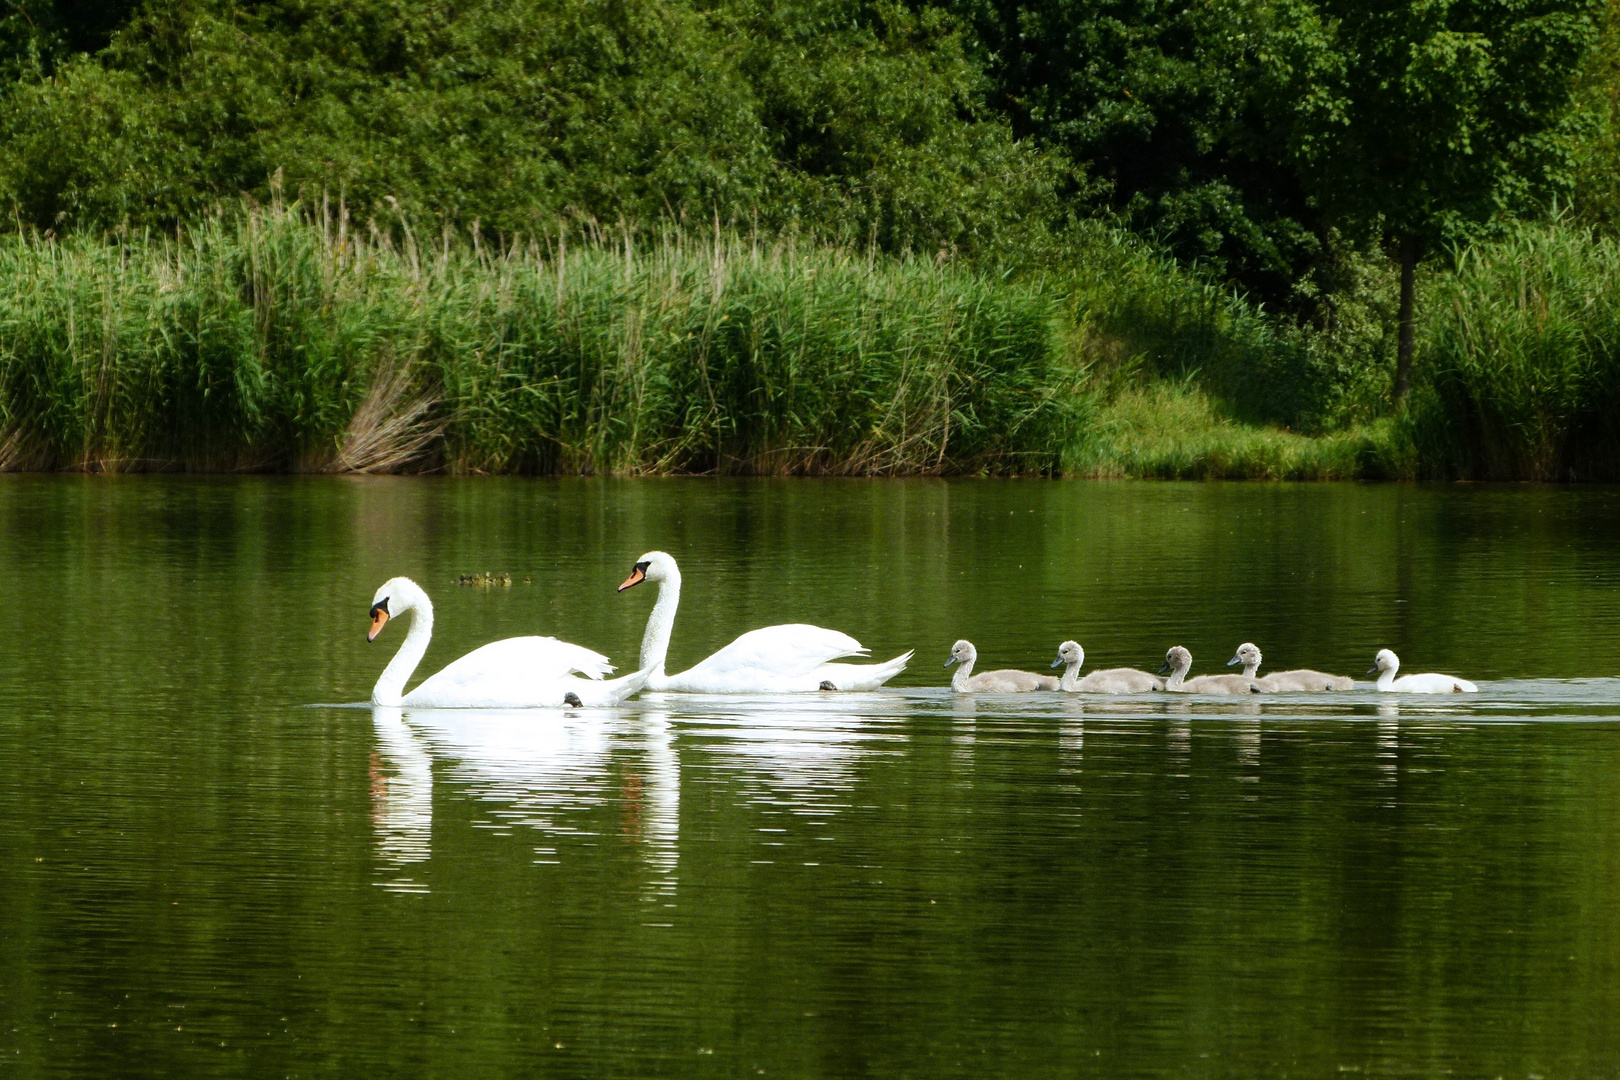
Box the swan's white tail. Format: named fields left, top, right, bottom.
left=605, top=665, right=654, bottom=704
left=816, top=649, right=913, bottom=691
left=570, top=664, right=654, bottom=706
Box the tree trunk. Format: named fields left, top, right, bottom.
left=1394, top=233, right=1418, bottom=403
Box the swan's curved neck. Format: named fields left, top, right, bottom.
left=373, top=590, right=433, bottom=706
left=1376, top=667, right=1396, bottom=691
left=1060, top=658, right=1081, bottom=692
left=639, top=567, right=683, bottom=679
left=1241, top=659, right=1259, bottom=678
left=951, top=656, right=976, bottom=693
left=1164, top=658, right=1190, bottom=690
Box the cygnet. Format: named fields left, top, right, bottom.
left=945, top=639, right=1058, bottom=692
left=1051, top=640, right=1163, bottom=693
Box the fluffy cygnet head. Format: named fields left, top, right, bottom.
left=1228, top=642, right=1261, bottom=668
left=1159, top=645, right=1192, bottom=676
left=1051, top=640, right=1084, bottom=669
left=1369, top=648, right=1400, bottom=675
left=368, top=576, right=421, bottom=642
left=619, top=550, right=678, bottom=591
left=945, top=640, right=977, bottom=668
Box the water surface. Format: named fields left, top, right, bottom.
left=2, top=477, right=1618, bottom=1078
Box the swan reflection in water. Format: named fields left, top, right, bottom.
left=370, top=706, right=434, bottom=892
left=367, top=706, right=681, bottom=898
left=669, top=694, right=906, bottom=825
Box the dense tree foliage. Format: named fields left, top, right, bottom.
left=0, top=0, right=1067, bottom=253
left=0, top=0, right=1608, bottom=279
left=1274, top=0, right=1602, bottom=396
left=1570, top=0, right=1620, bottom=231
left=950, top=0, right=1322, bottom=307
left=955, top=0, right=1606, bottom=317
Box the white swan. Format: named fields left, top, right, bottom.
left=367, top=577, right=648, bottom=707
left=1051, top=640, right=1163, bottom=693
left=1229, top=642, right=1354, bottom=691
left=1160, top=646, right=1257, bottom=695
left=945, top=640, right=1058, bottom=692
left=1369, top=648, right=1478, bottom=693
left=616, top=552, right=912, bottom=693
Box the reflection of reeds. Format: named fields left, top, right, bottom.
left=0, top=203, right=1082, bottom=475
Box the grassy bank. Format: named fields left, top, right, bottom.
left=0, top=205, right=1080, bottom=474
left=1070, top=381, right=1413, bottom=480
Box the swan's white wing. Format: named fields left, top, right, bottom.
left=450, top=636, right=613, bottom=679
left=682, top=624, right=866, bottom=682
left=1398, top=672, right=1479, bottom=693
left=406, top=635, right=614, bottom=707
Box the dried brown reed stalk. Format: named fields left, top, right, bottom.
left=318, top=358, right=443, bottom=473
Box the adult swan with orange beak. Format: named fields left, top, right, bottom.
left=617, top=551, right=912, bottom=693
left=366, top=577, right=650, bottom=708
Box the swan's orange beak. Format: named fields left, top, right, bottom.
left=617, top=566, right=646, bottom=592
left=368, top=604, right=390, bottom=642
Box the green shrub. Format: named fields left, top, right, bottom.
left=0, top=0, right=1069, bottom=260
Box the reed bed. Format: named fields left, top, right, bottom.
left=1420, top=223, right=1620, bottom=481
left=0, top=206, right=1082, bottom=474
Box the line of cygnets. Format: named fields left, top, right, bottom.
left=946, top=640, right=1478, bottom=695
left=362, top=549, right=1477, bottom=709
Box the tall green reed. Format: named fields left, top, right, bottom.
left=1419, top=223, right=1620, bottom=480
left=0, top=205, right=1083, bottom=474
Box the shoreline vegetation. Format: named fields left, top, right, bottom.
left=0, top=204, right=1614, bottom=481
left=1, top=0, right=1615, bottom=481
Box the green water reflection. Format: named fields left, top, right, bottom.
left=1, top=477, right=1618, bottom=1078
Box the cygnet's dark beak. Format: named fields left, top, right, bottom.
left=1050, top=656, right=1064, bottom=669
left=1227, top=655, right=1241, bottom=667
left=1157, top=660, right=1172, bottom=675
left=1367, top=666, right=1379, bottom=675
left=944, top=655, right=959, bottom=668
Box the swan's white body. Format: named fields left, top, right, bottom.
left=618, top=552, right=912, bottom=693
left=1161, top=646, right=1256, bottom=695
left=368, top=577, right=648, bottom=708
left=1230, top=642, right=1354, bottom=691
left=1052, top=641, right=1163, bottom=693
left=946, top=640, right=1058, bottom=692
left=1370, top=648, right=1477, bottom=693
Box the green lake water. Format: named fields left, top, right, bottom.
left=2, top=476, right=1619, bottom=1077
